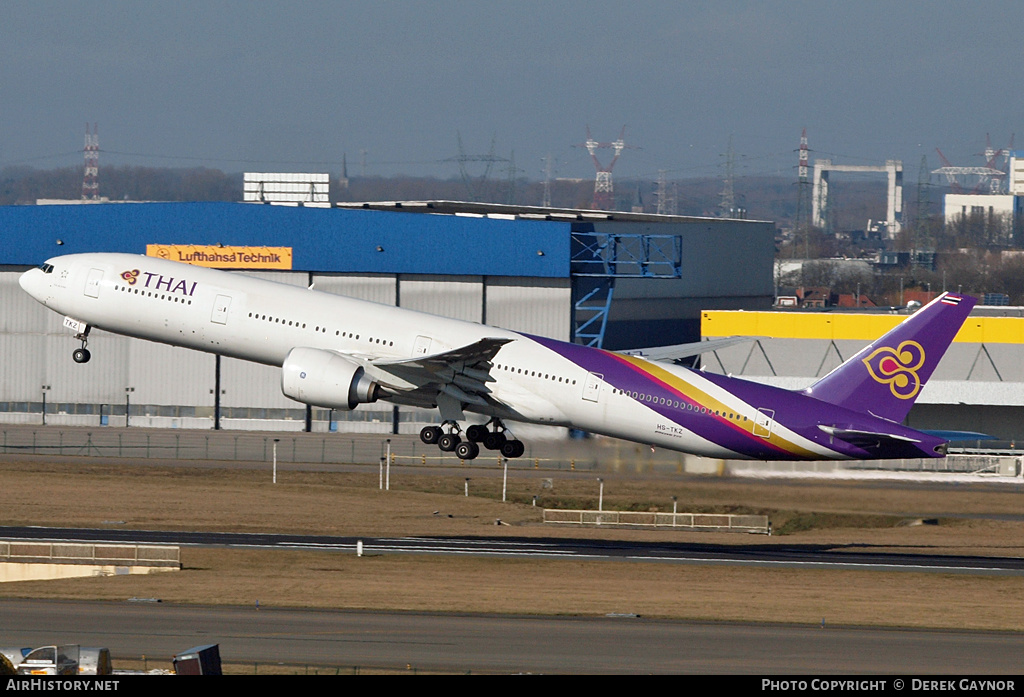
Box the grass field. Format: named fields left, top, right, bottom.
left=2, top=456, right=1023, bottom=631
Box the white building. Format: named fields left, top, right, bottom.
left=943, top=193, right=1017, bottom=227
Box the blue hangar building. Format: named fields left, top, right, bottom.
left=0, top=200, right=773, bottom=432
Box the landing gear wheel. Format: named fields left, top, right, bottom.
left=483, top=431, right=507, bottom=451
left=72, top=348, right=91, bottom=364
left=466, top=424, right=488, bottom=442
left=455, top=441, right=480, bottom=460
left=420, top=426, right=443, bottom=445
left=438, top=433, right=461, bottom=452
left=501, top=439, right=525, bottom=459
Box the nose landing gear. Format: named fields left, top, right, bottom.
left=72, top=326, right=92, bottom=364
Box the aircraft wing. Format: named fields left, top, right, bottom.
left=619, top=336, right=753, bottom=362
left=368, top=337, right=513, bottom=407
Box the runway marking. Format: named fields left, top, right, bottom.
left=625, top=555, right=1011, bottom=575
left=381, top=537, right=568, bottom=547
left=4, top=528, right=1022, bottom=575
left=287, top=541, right=586, bottom=557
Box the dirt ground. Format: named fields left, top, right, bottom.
left=2, top=456, right=1023, bottom=630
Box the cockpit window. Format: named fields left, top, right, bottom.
left=39, top=263, right=54, bottom=274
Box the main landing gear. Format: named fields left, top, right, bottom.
left=72, top=327, right=92, bottom=364
left=419, top=418, right=526, bottom=461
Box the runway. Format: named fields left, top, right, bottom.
left=2, top=598, right=1022, bottom=674
left=3, top=526, right=1023, bottom=576
left=3, top=439, right=1023, bottom=673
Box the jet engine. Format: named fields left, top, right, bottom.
left=281, top=347, right=379, bottom=410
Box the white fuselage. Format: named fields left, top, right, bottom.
left=20, top=253, right=843, bottom=460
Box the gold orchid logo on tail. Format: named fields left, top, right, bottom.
left=863, top=341, right=925, bottom=399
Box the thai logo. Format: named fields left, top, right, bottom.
left=120, top=269, right=140, bottom=285
left=862, top=341, right=926, bottom=400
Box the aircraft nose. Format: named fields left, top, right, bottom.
left=19, top=267, right=44, bottom=300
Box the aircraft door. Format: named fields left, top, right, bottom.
left=211, top=294, right=232, bottom=325
left=83, top=268, right=104, bottom=298
left=413, top=335, right=433, bottom=356
left=754, top=408, right=774, bottom=438
left=582, top=372, right=603, bottom=403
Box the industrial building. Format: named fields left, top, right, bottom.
left=943, top=193, right=1023, bottom=238
left=0, top=200, right=773, bottom=432
left=940, top=150, right=1024, bottom=237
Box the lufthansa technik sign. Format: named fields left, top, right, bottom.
left=147, top=245, right=293, bottom=270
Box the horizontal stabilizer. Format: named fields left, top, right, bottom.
left=919, top=430, right=996, bottom=442
left=818, top=425, right=920, bottom=448
left=621, top=336, right=754, bottom=362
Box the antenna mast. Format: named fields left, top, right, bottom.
left=541, top=153, right=555, bottom=208
left=576, top=126, right=632, bottom=210
left=655, top=170, right=677, bottom=215
left=82, top=123, right=99, bottom=200
left=795, top=128, right=812, bottom=257
left=720, top=134, right=737, bottom=216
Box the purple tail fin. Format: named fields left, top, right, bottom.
left=805, top=293, right=976, bottom=422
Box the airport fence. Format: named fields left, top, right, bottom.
left=845, top=453, right=1022, bottom=477
left=3, top=426, right=1019, bottom=478
left=0, top=426, right=628, bottom=472
left=0, top=541, right=180, bottom=568
left=543, top=509, right=770, bottom=534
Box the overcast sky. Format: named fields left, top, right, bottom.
left=2, top=1, right=1022, bottom=183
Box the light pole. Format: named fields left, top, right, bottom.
left=386, top=438, right=391, bottom=491
left=41, top=385, right=50, bottom=426
left=272, top=438, right=279, bottom=484
left=597, top=478, right=604, bottom=512
left=124, top=387, right=134, bottom=427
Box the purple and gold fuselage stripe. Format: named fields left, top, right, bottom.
left=607, top=351, right=821, bottom=459
left=527, top=335, right=823, bottom=459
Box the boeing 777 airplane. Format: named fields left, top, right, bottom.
left=20, top=253, right=976, bottom=462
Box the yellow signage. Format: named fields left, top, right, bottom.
left=147, top=245, right=293, bottom=270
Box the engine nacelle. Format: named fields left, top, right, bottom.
left=281, top=347, right=379, bottom=410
